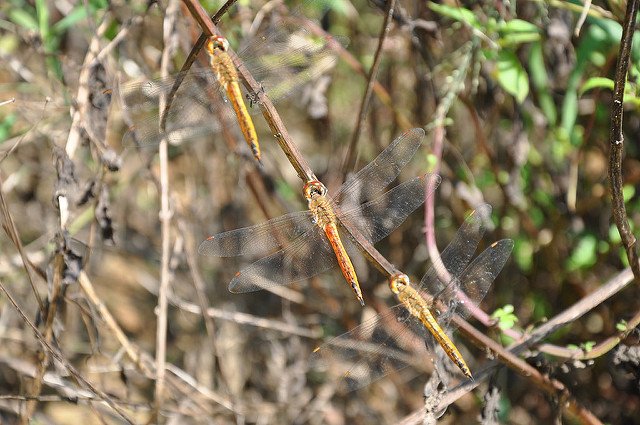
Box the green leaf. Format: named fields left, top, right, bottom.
left=35, top=0, right=51, bottom=48
left=623, top=184, right=635, bottom=202
left=498, top=19, right=541, bottom=46
left=428, top=2, right=481, bottom=29
left=496, top=50, right=529, bottom=103
left=9, top=9, right=38, bottom=31
left=580, top=77, right=614, bottom=95
left=514, top=237, right=533, bottom=272
left=581, top=341, right=596, bottom=352
left=567, top=234, right=598, bottom=271
left=616, top=320, right=628, bottom=332
left=52, top=6, right=89, bottom=33
left=529, top=41, right=556, bottom=124
left=491, top=305, right=518, bottom=330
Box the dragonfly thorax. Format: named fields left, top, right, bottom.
left=304, top=181, right=335, bottom=228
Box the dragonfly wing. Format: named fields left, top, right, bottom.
left=338, top=174, right=441, bottom=243
left=311, top=304, right=434, bottom=392
left=229, top=227, right=338, bottom=293
left=450, top=239, right=514, bottom=320
left=199, top=211, right=314, bottom=257
left=419, top=204, right=493, bottom=297
left=334, top=128, right=426, bottom=205
left=239, top=23, right=348, bottom=105
left=119, top=69, right=231, bottom=148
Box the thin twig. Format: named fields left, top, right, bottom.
left=178, top=218, right=219, bottom=377
left=608, top=0, right=640, bottom=282
left=341, top=0, right=396, bottom=176
left=77, top=271, right=237, bottom=412
left=0, top=277, right=136, bottom=424
left=154, top=0, right=180, bottom=419
left=424, top=42, right=473, bottom=286
left=302, top=19, right=412, bottom=130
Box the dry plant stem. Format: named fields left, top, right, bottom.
left=178, top=219, right=218, bottom=377
left=65, top=17, right=110, bottom=158
left=78, top=272, right=154, bottom=377
left=78, top=271, right=237, bottom=413
left=21, top=253, right=63, bottom=424
left=574, top=0, right=592, bottom=36
left=0, top=278, right=136, bottom=424
left=453, top=321, right=602, bottom=425
left=528, top=0, right=613, bottom=20
left=608, top=0, right=640, bottom=282
left=0, top=176, right=44, bottom=313
left=342, top=0, right=396, bottom=176
left=170, top=296, right=321, bottom=338
left=424, top=43, right=472, bottom=286
left=154, top=1, right=180, bottom=419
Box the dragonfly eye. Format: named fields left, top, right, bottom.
left=207, top=36, right=229, bottom=53
left=303, top=181, right=326, bottom=199
left=389, top=273, right=410, bottom=294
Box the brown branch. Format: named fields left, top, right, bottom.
left=608, top=0, right=640, bottom=282
left=341, top=0, right=396, bottom=176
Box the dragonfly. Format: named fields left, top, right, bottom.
left=119, top=10, right=347, bottom=162
left=199, top=128, right=440, bottom=306
left=310, top=204, right=514, bottom=391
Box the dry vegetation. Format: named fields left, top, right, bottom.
left=1, top=0, right=640, bottom=424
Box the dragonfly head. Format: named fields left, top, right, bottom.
left=303, top=180, right=327, bottom=200
left=207, top=35, right=230, bottom=54
left=389, top=273, right=410, bottom=295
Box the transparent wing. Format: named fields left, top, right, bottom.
left=120, top=22, right=346, bottom=148
left=119, top=69, right=230, bottom=148
left=198, top=210, right=314, bottom=258
left=229, top=228, right=338, bottom=293
left=310, top=305, right=433, bottom=392
left=449, top=239, right=514, bottom=320
left=312, top=206, right=514, bottom=391
left=239, top=24, right=348, bottom=104
left=337, top=173, right=441, bottom=243
left=419, top=204, right=492, bottom=298
left=333, top=128, right=426, bottom=206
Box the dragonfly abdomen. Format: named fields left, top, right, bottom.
left=419, top=307, right=472, bottom=380
left=209, top=46, right=260, bottom=160
left=323, top=222, right=364, bottom=306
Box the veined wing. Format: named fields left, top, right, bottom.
left=120, top=69, right=227, bottom=148
left=238, top=24, right=348, bottom=104
left=336, top=173, right=441, bottom=243
left=120, top=28, right=345, bottom=148
left=419, top=203, right=492, bottom=300
left=311, top=207, right=513, bottom=391
left=333, top=128, right=426, bottom=207
left=198, top=210, right=314, bottom=258
left=310, top=305, right=433, bottom=392
left=228, top=226, right=339, bottom=293
left=441, top=239, right=514, bottom=321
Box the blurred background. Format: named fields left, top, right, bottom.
left=0, top=0, right=639, bottom=423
